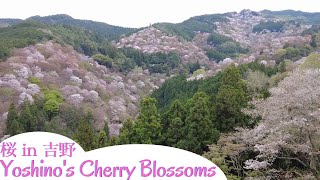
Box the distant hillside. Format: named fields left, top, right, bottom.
left=153, top=14, right=230, bottom=41
left=0, top=20, right=115, bottom=60
left=27, top=14, right=137, bottom=40
left=261, top=10, right=320, bottom=24
left=0, top=18, right=23, bottom=25
left=0, top=21, right=53, bottom=60
left=116, top=27, right=214, bottom=68
left=0, top=18, right=23, bottom=27
left=0, top=41, right=167, bottom=136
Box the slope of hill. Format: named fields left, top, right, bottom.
left=211, top=10, right=312, bottom=66
left=28, top=14, right=137, bottom=40
left=0, top=21, right=53, bottom=60
left=116, top=10, right=313, bottom=73
left=217, top=10, right=310, bottom=48
left=261, top=10, right=320, bottom=24
left=0, top=41, right=166, bottom=136
left=0, top=20, right=118, bottom=60
left=115, top=27, right=215, bottom=68
left=0, top=18, right=23, bottom=27
left=153, top=13, right=230, bottom=41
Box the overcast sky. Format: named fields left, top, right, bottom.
left=0, top=0, right=319, bottom=28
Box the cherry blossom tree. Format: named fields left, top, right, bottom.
left=242, top=68, right=320, bottom=179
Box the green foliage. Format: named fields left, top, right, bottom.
left=179, top=92, right=219, bottom=154
left=28, top=76, right=42, bottom=85
left=221, top=64, right=246, bottom=89
left=28, top=14, right=136, bottom=40
left=207, top=32, right=233, bottom=46
left=43, top=89, right=63, bottom=119
left=206, top=34, right=249, bottom=62
left=245, top=70, right=270, bottom=97
left=152, top=73, right=224, bottom=112
left=74, top=113, right=97, bottom=151
left=48, top=24, right=106, bottom=56
left=8, top=119, right=25, bottom=136
left=302, top=25, right=320, bottom=36
left=215, top=65, right=249, bottom=131
left=19, top=102, right=36, bottom=132
left=153, top=14, right=229, bottom=41
left=301, top=53, right=320, bottom=69
left=261, top=10, right=320, bottom=24
left=193, top=69, right=205, bottom=76
left=96, top=130, right=108, bottom=148
left=94, top=47, right=181, bottom=74
left=58, top=104, right=84, bottom=133
left=274, top=45, right=312, bottom=62
left=114, top=98, right=163, bottom=145
left=203, top=138, right=248, bottom=179
left=94, top=123, right=109, bottom=147
left=92, top=54, right=113, bottom=68
left=0, top=17, right=134, bottom=59
left=0, top=19, right=118, bottom=60
left=117, top=119, right=134, bottom=145
left=285, top=47, right=301, bottom=59
left=0, top=19, right=23, bottom=26
left=206, top=49, right=228, bottom=62
left=253, top=21, right=285, bottom=33
left=238, top=61, right=279, bottom=77
left=161, top=100, right=187, bottom=147
left=44, top=99, right=60, bottom=120
left=151, top=62, right=273, bottom=146
left=6, top=103, right=24, bottom=135
left=187, top=61, right=201, bottom=74
left=166, top=117, right=184, bottom=146
left=0, top=21, right=52, bottom=60
left=4, top=99, right=105, bottom=152
left=274, top=48, right=288, bottom=61
left=9, top=99, right=50, bottom=135
left=116, top=93, right=220, bottom=155
left=130, top=97, right=162, bottom=144
left=0, top=87, right=15, bottom=97
left=44, top=90, right=63, bottom=104
left=311, top=34, right=317, bottom=48
left=103, top=123, right=110, bottom=140
left=216, top=42, right=248, bottom=55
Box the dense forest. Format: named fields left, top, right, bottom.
left=261, top=10, right=320, bottom=24
left=0, top=20, right=185, bottom=75
left=206, top=32, right=249, bottom=62
left=28, top=14, right=137, bottom=40
left=5, top=62, right=265, bottom=151
left=252, top=21, right=285, bottom=33
left=153, top=14, right=229, bottom=41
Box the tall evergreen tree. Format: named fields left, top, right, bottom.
left=96, top=130, right=107, bottom=148
left=74, top=117, right=96, bottom=151
left=166, top=117, right=184, bottom=147
left=96, top=119, right=110, bottom=148
left=103, top=122, right=110, bottom=138
left=215, top=64, right=248, bottom=131
left=6, top=103, right=18, bottom=134
left=131, top=97, right=162, bottom=144
left=6, top=103, right=24, bottom=135
left=19, top=101, right=36, bottom=132
left=179, top=92, right=219, bottom=154
left=117, top=119, right=134, bottom=145
left=9, top=119, right=25, bottom=136
left=311, top=34, right=317, bottom=48
left=162, top=100, right=187, bottom=146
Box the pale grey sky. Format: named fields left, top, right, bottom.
left=0, top=0, right=318, bottom=28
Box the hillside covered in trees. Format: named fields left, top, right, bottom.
left=1, top=9, right=320, bottom=179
